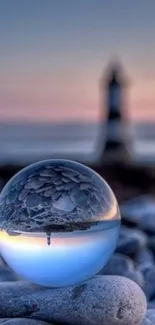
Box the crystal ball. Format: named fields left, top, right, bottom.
left=0, top=159, right=121, bottom=287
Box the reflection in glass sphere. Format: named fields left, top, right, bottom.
left=0, top=159, right=121, bottom=287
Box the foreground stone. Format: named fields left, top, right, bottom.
left=98, top=253, right=144, bottom=287
left=142, top=309, right=155, bottom=325
left=0, top=276, right=147, bottom=325
left=0, top=319, right=51, bottom=325
left=120, top=195, right=155, bottom=233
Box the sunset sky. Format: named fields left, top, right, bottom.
left=0, top=0, right=155, bottom=123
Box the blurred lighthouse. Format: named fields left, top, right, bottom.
left=99, top=61, right=131, bottom=164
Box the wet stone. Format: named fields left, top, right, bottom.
left=25, top=180, right=43, bottom=190
left=51, top=191, right=61, bottom=201
left=134, top=248, right=155, bottom=270
left=142, top=266, right=155, bottom=300
left=70, top=188, right=86, bottom=205
left=98, top=253, right=134, bottom=275
left=80, top=183, right=91, bottom=190
left=142, top=309, right=155, bottom=325
left=52, top=195, right=75, bottom=211
left=120, top=195, right=155, bottom=234
left=39, top=169, right=57, bottom=177
left=127, top=269, right=144, bottom=288
left=6, top=190, right=18, bottom=204
left=41, top=197, right=51, bottom=207
left=148, top=236, right=155, bottom=255
left=116, top=226, right=147, bottom=257
left=147, top=301, right=155, bottom=309
left=78, top=173, right=92, bottom=182
left=18, top=189, right=29, bottom=201
left=93, top=191, right=102, bottom=203
left=26, top=194, right=41, bottom=208
left=98, top=253, right=144, bottom=287
left=43, top=190, right=54, bottom=197
left=15, top=182, right=24, bottom=191
left=60, top=165, right=80, bottom=173
left=55, top=184, right=65, bottom=191
left=61, top=177, right=71, bottom=183
left=64, top=182, right=75, bottom=190
left=61, top=171, right=80, bottom=183
left=52, top=178, right=63, bottom=186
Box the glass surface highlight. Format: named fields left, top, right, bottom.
left=0, top=159, right=121, bottom=287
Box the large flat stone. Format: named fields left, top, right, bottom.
left=0, top=276, right=147, bottom=325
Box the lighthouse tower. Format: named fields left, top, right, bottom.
left=100, top=62, right=131, bottom=164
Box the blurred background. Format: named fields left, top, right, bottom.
left=0, top=0, right=155, bottom=194
left=1, top=1, right=155, bottom=299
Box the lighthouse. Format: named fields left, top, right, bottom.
left=99, top=62, right=131, bottom=164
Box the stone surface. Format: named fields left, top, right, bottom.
left=134, top=248, right=154, bottom=271
left=124, top=270, right=144, bottom=288
left=0, top=276, right=147, bottom=325
left=120, top=195, right=155, bottom=234
left=147, top=301, right=155, bottom=309
left=148, top=236, right=155, bottom=255
left=142, top=267, right=155, bottom=300
left=0, top=319, right=51, bottom=325
left=98, top=253, right=144, bottom=287
left=142, top=309, right=155, bottom=325
left=116, top=227, right=147, bottom=256
left=98, top=253, right=134, bottom=275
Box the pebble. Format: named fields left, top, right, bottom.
left=120, top=195, right=155, bottom=233
left=0, top=276, right=147, bottom=325
left=98, top=253, right=144, bottom=287
left=98, top=253, right=134, bottom=275
left=125, top=270, right=144, bottom=288
left=134, top=248, right=155, bottom=271
left=0, top=319, right=51, bottom=325
left=148, top=236, right=155, bottom=255
left=142, top=309, right=155, bottom=325
left=142, top=267, right=155, bottom=300
left=147, top=301, right=155, bottom=309
left=116, top=226, right=147, bottom=256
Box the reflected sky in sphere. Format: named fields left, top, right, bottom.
left=0, top=159, right=121, bottom=287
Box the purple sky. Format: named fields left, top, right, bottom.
left=0, top=0, right=155, bottom=122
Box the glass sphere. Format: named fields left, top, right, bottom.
left=0, top=159, right=121, bottom=287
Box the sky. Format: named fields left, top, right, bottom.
left=0, top=0, right=155, bottom=123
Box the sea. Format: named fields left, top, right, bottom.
left=0, top=121, right=155, bottom=166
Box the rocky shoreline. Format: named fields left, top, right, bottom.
left=1, top=163, right=155, bottom=324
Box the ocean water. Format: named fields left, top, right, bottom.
left=0, top=121, right=155, bottom=165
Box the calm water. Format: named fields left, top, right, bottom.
left=0, top=121, right=155, bottom=164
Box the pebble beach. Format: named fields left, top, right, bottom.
left=1, top=163, right=155, bottom=325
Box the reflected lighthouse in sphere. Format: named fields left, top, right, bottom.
left=0, top=159, right=121, bottom=287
